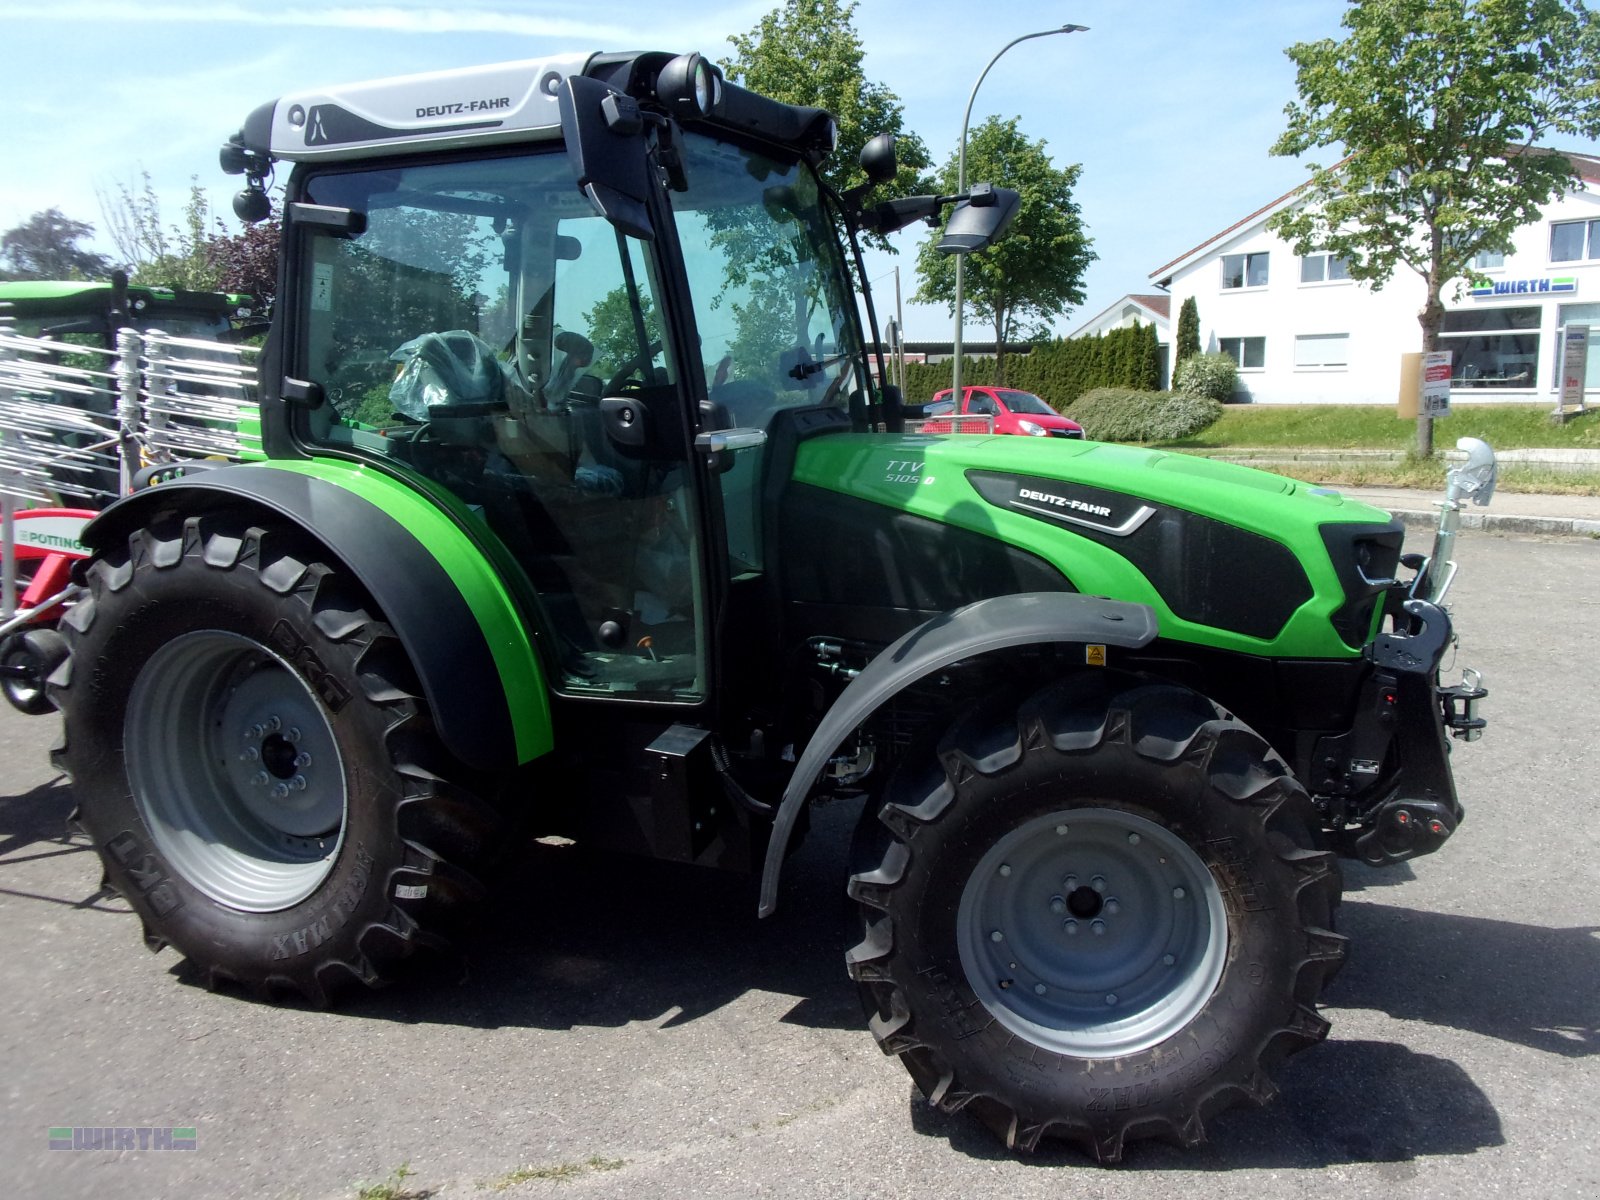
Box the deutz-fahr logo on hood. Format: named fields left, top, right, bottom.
left=967, top=471, right=1157, bottom=538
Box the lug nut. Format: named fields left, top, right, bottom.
left=1091, top=919, right=1106, bottom=936
left=291, top=775, right=308, bottom=791
left=1033, top=983, right=1047, bottom=996
left=1104, top=899, right=1120, bottom=915
left=293, top=752, right=312, bottom=769
left=272, top=783, right=290, bottom=799
left=252, top=771, right=269, bottom=786
left=1173, top=886, right=1186, bottom=899
left=1091, top=875, right=1106, bottom=893
left=1049, top=896, right=1067, bottom=915
left=1055, top=824, right=1069, bottom=836
left=1163, top=954, right=1176, bottom=966
left=1062, top=875, right=1078, bottom=891
left=1105, top=994, right=1118, bottom=1006
left=998, top=863, right=1012, bottom=877
left=990, top=930, right=1004, bottom=943
left=286, top=727, right=301, bottom=744
left=267, top=715, right=282, bottom=732
left=240, top=747, right=259, bottom=762
left=1063, top=920, right=1078, bottom=935
left=1127, top=833, right=1141, bottom=845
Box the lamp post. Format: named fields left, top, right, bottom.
left=950, top=24, right=1087, bottom=404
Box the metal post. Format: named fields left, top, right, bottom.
left=116, top=327, right=143, bottom=496
left=893, top=266, right=907, bottom=394
left=0, top=344, right=16, bottom=620
left=950, top=24, right=1087, bottom=401
left=1, top=429, right=15, bottom=622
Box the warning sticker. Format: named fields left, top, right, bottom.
left=311, top=262, right=334, bottom=312
left=1085, top=645, right=1107, bottom=667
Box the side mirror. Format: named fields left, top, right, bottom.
left=558, top=76, right=656, bottom=241
left=937, top=185, right=1021, bottom=254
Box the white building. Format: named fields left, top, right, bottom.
left=1148, top=151, right=1600, bottom=403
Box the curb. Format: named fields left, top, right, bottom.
left=1385, top=507, right=1600, bottom=538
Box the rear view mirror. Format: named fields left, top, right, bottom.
left=937, top=185, right=1021, bottom=254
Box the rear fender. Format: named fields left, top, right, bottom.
left=79, top=461, right=551, bottom=772
left=757, top=592, right=1158, bottom=916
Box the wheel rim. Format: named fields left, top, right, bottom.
left=125, top=630, right=347, bottom=912
left=2, top=643, right=43, bottom=707
left=956, top=807, right=1227, bottom=1059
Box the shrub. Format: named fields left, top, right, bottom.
left=1070, top=388, right=1223, bottom=443
left=1172, top=351, right=1237, bottom=403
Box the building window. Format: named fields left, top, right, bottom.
left=1219, top=336, right=1266, bottom=369
left=1294, top=333, right=1349, bottom=368
left=1549, top=219, right=1600, bottom=262
left=1439, top=306, right=1540, bottom=388
left=1472, top=247, right=1505, bottom=270
left=1299, top=253, right=1351, bottom=284
left=1221, top=252, right=1269, bottom=289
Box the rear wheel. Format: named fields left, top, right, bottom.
left=53, top=515, right=502, bottom=1003
left=847, top=673, right=1345, bottom=1161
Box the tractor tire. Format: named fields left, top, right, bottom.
left=52, top=515, right=501, bottom=1004
left=847, top=673, right=1345, bottom=1162
left=2, top=627, right=68, bottom=715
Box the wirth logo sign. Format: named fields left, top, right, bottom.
left=1471, top=276, right=1576, bottom=299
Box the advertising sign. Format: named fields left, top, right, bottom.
left=1559, top=324, right=1590, bottom=415
left=1421, top=350, right=1452, bottom=418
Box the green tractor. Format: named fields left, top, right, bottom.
left=52, top=51, right=1492, bottom=1161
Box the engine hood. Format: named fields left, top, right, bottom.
left=789, top=433, right=1398, bottom=658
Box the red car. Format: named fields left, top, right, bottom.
left=920, top=386, right=1084, bottom=438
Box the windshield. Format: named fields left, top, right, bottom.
left=996, top=389, right=1054, bottom=416
left=669, top=133, right=866, bottom=432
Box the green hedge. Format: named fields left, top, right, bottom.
left=902, top=321, right=1162, bottom=408
left=1068, top=388, right=1224, bottom=443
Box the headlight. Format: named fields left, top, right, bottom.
left=656, top=53, right=722, bottom=119
left=1017, top=419, right=1047, bottom=436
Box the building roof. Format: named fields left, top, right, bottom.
left=1148, top=147, right=1600, bottom=288
left=1068, top=293, right=1171, bottom=339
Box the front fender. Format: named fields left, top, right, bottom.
left=81, top=461, right=551, bottom=772
left=757, top=592, right=1158, bottom=916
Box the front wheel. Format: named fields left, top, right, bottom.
left=54, top=515, right=502, bottom=1003
left=847, top=674, right=1345, bottom=1161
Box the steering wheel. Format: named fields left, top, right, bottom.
left=604, top=340, right=664, bottom=394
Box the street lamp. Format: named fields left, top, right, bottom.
left=950, top=24, right=1087, bottom=405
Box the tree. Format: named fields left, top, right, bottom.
left=1175, top=296, right=1201, bottom=370
left=723, top=0, right=931, bottom=246
left=914, top=116, right=1095, bottom=384
left=0, top=208, right=116, bottom=280
left=1267, top=0, right=1600, bottom=455
left=99, top=173, right=225, bottom=292
left=207, top=218, right=281, bottom=314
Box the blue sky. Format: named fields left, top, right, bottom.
left=6, top=1, right=1599, bottom=341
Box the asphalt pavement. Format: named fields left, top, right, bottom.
left=1, top=526, right=1596, bottom=1199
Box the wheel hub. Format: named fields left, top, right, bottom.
left=956, top=807, right=1227, bottom=1059
left=125, top=629, right=347, bottom=912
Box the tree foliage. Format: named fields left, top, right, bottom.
left=1267, top=0, right=1600, bottom=453
left=722, top=0, right=931, bottom=245
left=1175, top=296, right=1201, bottom=368
left=914, top=116, right=1095, bottom=383
left=0, top=208, right=116, bottom=281
left=207, top=218, right=281, bottom=313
